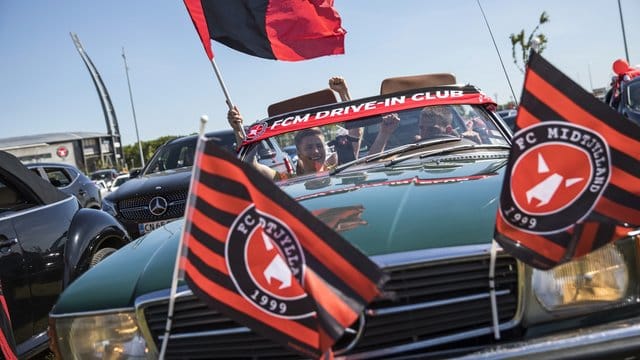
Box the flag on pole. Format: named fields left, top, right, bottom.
left=179, top=139, right=386, bottom=358
left=0, top=282, right=17, bottom=360
left=183, top=0, right=346, bottom=61
left=495, top=51, right=640, bottom=270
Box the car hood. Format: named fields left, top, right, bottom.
left=52, top=154, right=508, bottom=313
left=105, top=167, right=193, bottom=201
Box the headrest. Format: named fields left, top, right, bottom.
left=268, top=89, right=338, bottom=117
left=380, top=73, right=457, bottom=95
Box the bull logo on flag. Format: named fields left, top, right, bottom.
left=227, top=206, right=314, bottom=318
left=501, top=122, right=611, bottom=233
left=494, top=51, right=640, bottom=270
left=168, top=139, right=386, bottom=358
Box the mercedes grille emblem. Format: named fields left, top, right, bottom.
left=148, top=196, right=168, bottom=216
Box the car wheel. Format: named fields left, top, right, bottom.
left=90, top=247, right=117, bottom=267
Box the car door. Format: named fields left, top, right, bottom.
left=44, top=166, right=88, bottom=207
left=12, top=196, right=74, bottom=339
left=0, top=178, right=33, bottom=346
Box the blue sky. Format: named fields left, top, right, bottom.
left=1, top=1, right=638, bottom=147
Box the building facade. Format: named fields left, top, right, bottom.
left=0, top=132, right=122, bottom=174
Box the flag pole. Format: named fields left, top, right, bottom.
left=121, top=47, right=145, bottom=169
left=617, top=0, right=630, bottom=64
left=209, top=57, right=247, bottom=139
left=158, top=115, right=208, bottom=359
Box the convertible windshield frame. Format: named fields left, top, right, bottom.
left=240, top=85, right=497, bottom=146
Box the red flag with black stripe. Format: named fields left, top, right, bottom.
left=495, top=51, right=640, bottom=270
left=183, top=0, right=346, bottom=61
left=179, top=139, right=386, bottom=358
left=0, top=282, right=17, bottom=360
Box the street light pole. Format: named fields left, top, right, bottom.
left=617, top=0, right=630, bottom=63
left=121, top=48, right=145, bottom=169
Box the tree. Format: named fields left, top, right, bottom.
left=510, top=11, right=549, bottom=73
left=123, top=135, right=180, bottom=170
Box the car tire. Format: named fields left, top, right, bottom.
left=90, top=247, right=117, bottom=267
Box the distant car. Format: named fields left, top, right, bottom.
left=27, top=162, right=102, bottom=209
left=613, top=76, right=640, bottom=126
left=501, top=113, right=517, bottom=131
left=102, top=129, right=290, bottom=239
left=109, top=173, right=130, bottom=193
left=283, top=144, right=298, bottom=167
left=93, top=179, right=110, bottom=198
left=496, top=109, right=517, bottom=118
left=0, top=151, right=131, bottom=359
left=90, top=168, right=119, bottom=188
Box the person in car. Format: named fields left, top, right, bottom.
left=368, top=106, right=460, bottom=154
left=226, top=76, right=353, bottom=179
left=227, top=107, right=336, bottom=179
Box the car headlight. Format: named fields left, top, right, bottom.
left=102, top=197, right=117, bottom=217
left=51, top=312, right=152, bottom=359
left=532, top=244, right=628, bottom=311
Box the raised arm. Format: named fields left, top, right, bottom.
left=368, top=113, right=400, bottom=155
left=226, top=106, right=278, bottom=180
left=329, top=76, right=351, bottom=101
left=330, top=76, right=364, bottom=156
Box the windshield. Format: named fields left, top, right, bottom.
left=144, top=138, right=196, bottom=175
left=240, top=104, right=509, bottom=179
left=113, top=176, right=129, bottom=187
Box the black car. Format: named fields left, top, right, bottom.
left=0, top=151, right=131, bottom=359
left=103, top=129, right=290, bottom=239
left=27, top=162, right=102, bottom=209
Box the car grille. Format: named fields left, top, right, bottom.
left=140, top=253, right=519, bottom=359
left=118, top=190, right=188, bottom=222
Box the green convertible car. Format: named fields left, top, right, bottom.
left=49, top=75, right=640, bottom=359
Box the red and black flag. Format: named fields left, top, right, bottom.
left=183, top=0, right=346, bottom=61
left=0, top=282, right=17, bottom=360
left=495, top=51, right=640, bottom=270
left=179, top=139, right=386, bottom=358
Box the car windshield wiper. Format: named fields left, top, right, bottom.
left=331, top=137, right=462, bottom=175
left=386, top=143, right=511, bottom=166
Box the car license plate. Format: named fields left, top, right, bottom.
left=139, top=219, right=177, bottom=235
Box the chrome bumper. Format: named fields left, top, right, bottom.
left=456, top=315, right=640, bottom=359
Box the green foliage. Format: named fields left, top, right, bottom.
left=122, top=135, right=180, bottom=169
left=510, top=11, right=549, bottom=73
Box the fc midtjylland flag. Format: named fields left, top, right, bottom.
left=0, top=282, right=17, bottom=360
left=495, top=51, right=640, bottom=270
left=180, top=139, right=386, bottom=358
left=183, top=0, right=346, bottom=61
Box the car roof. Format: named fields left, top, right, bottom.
left=167, top=129, right=234, bottom=144
left=26, top=162, right=77, bottom=169
left=0, top=151, right=69, bottom=205
left=92, top=169, right=117, bottom=173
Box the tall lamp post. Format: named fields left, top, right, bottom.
left=617, top=0, right=630, bottom=63
left=122, top=48, right=145, bottom=169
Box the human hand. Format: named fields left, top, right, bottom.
left=227, top=106, right=243, bottom=131
left=329, top=76, right=347, bottom=92
left=379, top=113, right=400, bottom=134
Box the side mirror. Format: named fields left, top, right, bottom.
left=129, top=169, right=141, bottom=178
